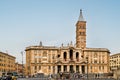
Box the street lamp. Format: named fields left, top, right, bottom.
left=21, top=51, right=24, bottom=77
left=52, top=56, right=55, bottom=77
left=86, top=56, right=88, bottom=80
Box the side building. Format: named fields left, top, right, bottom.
left=25, top=10, right=110, bottom=77
left=15, top=62, right=25, bottom=76
left=110, top=53, right=120, bottom=72
left=0, top=51, right=16, bottom=74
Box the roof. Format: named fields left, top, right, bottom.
left=84, top=48, right=110, bottom=52
left=0, top=51, right=16, bottom=58
left=78, top=9, right=85, bottom=21
left=110, top=53, right=120, bottom=56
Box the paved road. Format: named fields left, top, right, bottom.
left=17, top=78, right=49, bottom=80
left=17, top=78, right=117, bottom=80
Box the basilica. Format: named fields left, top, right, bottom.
left=25, top=10, right=110, bottom=76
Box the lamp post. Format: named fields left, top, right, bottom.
left=21, top=51, right=24, bottom=77
left=86, top=56, right=88, bottom=80
left=53, top=55, right=55, bottom=78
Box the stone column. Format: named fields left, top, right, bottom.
left=85, top=65, right=87, bottom=74
left=61, top=51, right=63, bottom=60
left=51, top=65, right=53, bottom=74
left=55, top=66, right=57, bottom=74
left=67, top=52, right=69, bottom=61
left=73, top=52, right=75, bottom=61
left=61, top=65, right=63, bottom=72
left=67, top=65, right=69, bottom=72
left=79, top=65, right=81, bottom=74
left=74, top=65, right=76, bottom=73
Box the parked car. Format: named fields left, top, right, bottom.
left=1, top=72, right=18, bottom=80
left=1, top=73, right=7, bottom=80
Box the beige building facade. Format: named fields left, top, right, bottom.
left=110, top=53, right=120, bottom=71
left=0, top=51, right=16, bottom=73
left=25, top=10, right=110, bottom=76
left=15, top=62, right=25, bottom=75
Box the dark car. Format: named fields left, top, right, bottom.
left=1, top=73, right=7, bottom=80
left=1, top=72, right=18, bottom=80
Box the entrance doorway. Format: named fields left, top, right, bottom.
left=81, top=65, right=85, bottom=74
left=57, top=65, right=61, bottom=73
left=70, top=65, right=74, bottom=73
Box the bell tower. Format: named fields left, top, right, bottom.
left=76, top=9, right=86, bottom=48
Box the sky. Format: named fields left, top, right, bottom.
left=0, top=0, right=120, bottom=64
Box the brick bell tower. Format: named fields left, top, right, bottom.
left=76, top=9, right=86, bottom=48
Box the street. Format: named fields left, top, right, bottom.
left=17, top=78, right=117, bottom=80
left=17, top=78, right=49, bottom=80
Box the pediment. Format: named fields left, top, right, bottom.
left=56, top=60, right=62, bottom=64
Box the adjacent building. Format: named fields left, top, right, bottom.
left=15, top=62, right=25, bottom=75
left=25, top=10, right=110, bottom=76
left=0, top=51, right=16, bottom=73
left=110, top=53, right=120, bottom=71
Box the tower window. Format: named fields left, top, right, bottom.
left=79, top=32, right=85, bottom=36
left=80, top=26, right=85, bottom=29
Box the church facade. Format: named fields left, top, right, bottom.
left=25, top=10, right=110, bottom=76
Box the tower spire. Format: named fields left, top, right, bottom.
left=78, top=9, right=84, bottom=21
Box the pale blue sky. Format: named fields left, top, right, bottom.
left=0, top=0, right=120, bottom=63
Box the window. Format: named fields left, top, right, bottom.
left=35, top=58, right=37, bottom=63
left=39, top=66, right=41, bottom=70
left=76, top=65, right=79, bottom=72
left=39, top=59, right=41, bottom=63
left=76, top=52, right=79, bottom=61
left=43, top=51, right=47, bottom=57
left=58, top=54, right=60, bottom=58
left=70, top=49, right=73, bottom=60
left=64, top=65, right=67, bottom=72
left=49, top=66, right=51, bottom=70
left=94, top=53, right=97, bottom=58
left=99, top=66, right=101, bottom=70
left=35, top=66, right=37, bottom=70
left=94, top=60, right=97, bottom=63
left=103, top=66, right=104, bottom=70
left=91, top=66, right=92, bottom=69
left=63, top=52, right=67, bottom=61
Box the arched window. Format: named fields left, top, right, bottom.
left=70, top=49, right=73, bottom=60
left=94, top=53, right=97, bottom=58
left=63, top=52, right=67, bottom=61
left=43, top=51, right=47, bottom=57
left=76, top=52, right=79, bottom=61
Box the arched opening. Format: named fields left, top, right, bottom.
left=63, top=52, right=67, bottom=61
left=76, top=65, right=79, bottom=73
left=81, top=65, right=85, bottom=74
left=57, top=65, right=61, bottom=73
left=69, top=49, right=73, bottom=60
left=43, top=51, right=47, bottom=57
left=58, top=54, right=60, bottom=58
left=64, top=65, right=67, bottom=72
left=70, top=65, right=74, bottom=73
left=76, top=52, right=79, bottom=61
